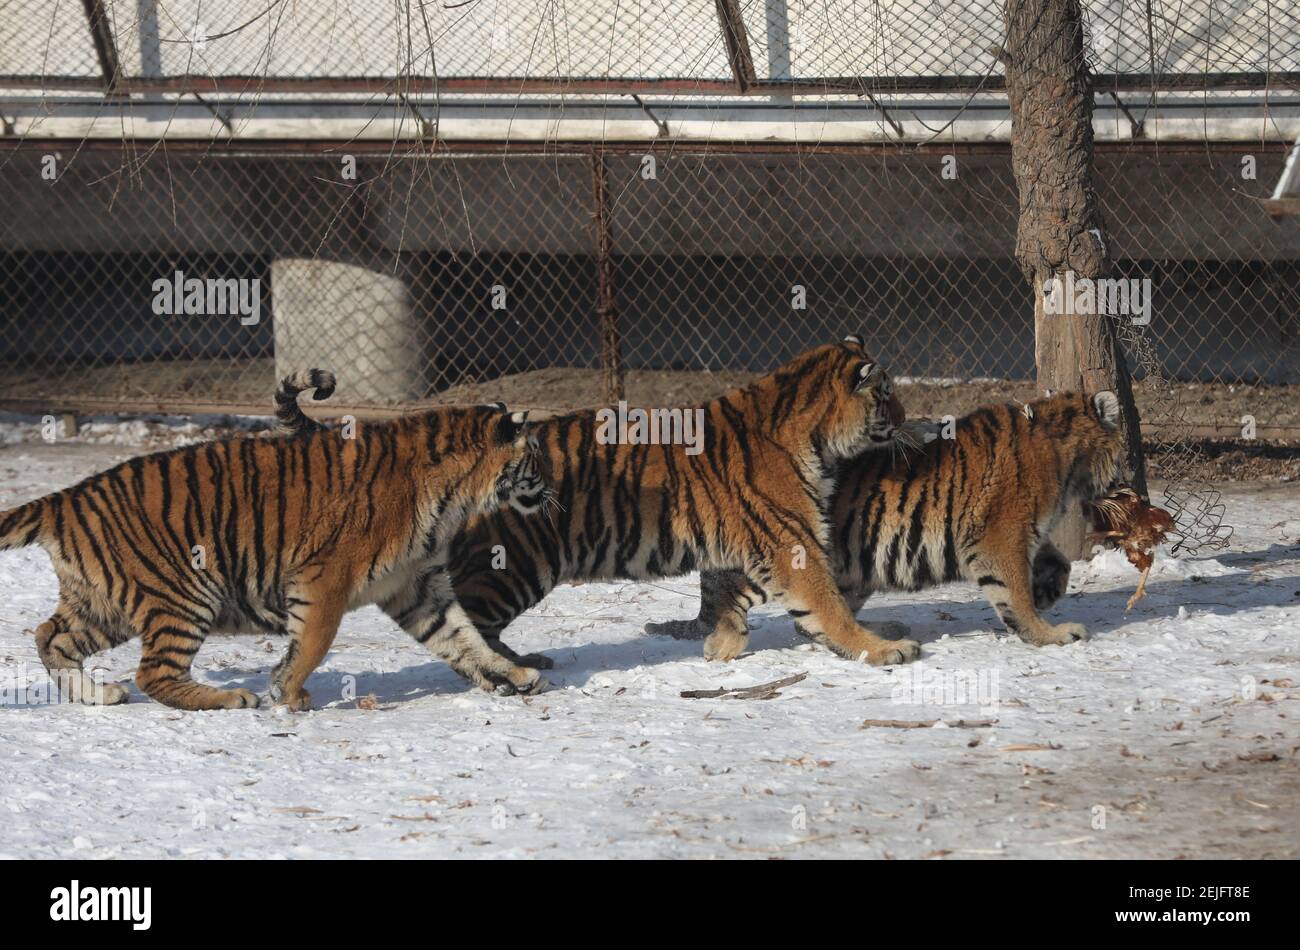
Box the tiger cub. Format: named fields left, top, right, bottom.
left=0, top=406, right=545, bottom=710
left=647, top=391, right=1125, bottom=654
left=276, top=338, right=921, bottom=667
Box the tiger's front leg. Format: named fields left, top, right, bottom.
left=380, top=569, right=547, bottom=696
left=973, top=536, right=1088, bottom=646
left=754, top=544, right=919, bottom=666
left=791, top=590, right=911, bottom=645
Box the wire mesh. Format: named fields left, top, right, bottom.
left=4, top=1, right=1296, bottom=90
left=2, top=1, right=1298, bottom=555
left=0, top=140, right=1294, bottom=414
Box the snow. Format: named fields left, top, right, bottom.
left=1, top=426, right=1297, bottom=859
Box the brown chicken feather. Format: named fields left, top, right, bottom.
left=1083, top=487, right=1176, bottom=610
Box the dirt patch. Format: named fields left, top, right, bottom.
left=442, top=371, right=1300, bottom=483
left=4, top=361, right=1297, bottom=432
left=1144, top=439, right=1300, bottom=483
left=437, top=366, right=760, bottom=412
left=440, top=372, right=1300, bottom=435
left=3, top=361, right=1297, bottom=482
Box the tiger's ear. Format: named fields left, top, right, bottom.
left=494, top=408, right=529, bottom=443
left=1092, top=391, right=1120, bottom=428
left=852, top=361, right=878, bottom=393
left=843, top=333, right=864, bottom=346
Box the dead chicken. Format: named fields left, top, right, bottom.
left=1083, top=487, right=1177, bottom=610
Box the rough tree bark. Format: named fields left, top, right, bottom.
left=1003, top=0, right=1147, bottom=559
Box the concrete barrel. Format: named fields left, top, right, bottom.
left=271, top=258, right=424, bottom=404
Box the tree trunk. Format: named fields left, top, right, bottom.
left=1003, top=0, right=1147, bottom=559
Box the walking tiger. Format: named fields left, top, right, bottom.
left=274, top=337, right=922, bottom=669
left=0, top=405, right=545, bottom=709
left=648, top=391, right=1126, bottom=654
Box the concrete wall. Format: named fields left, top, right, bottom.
left=4, top=151, right=1297, bottom=260
left=0, top=149, right=1296, bottom=386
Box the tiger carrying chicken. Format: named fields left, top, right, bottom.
left=649, top=391, right=1127, bottom=655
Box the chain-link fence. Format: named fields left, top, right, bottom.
left=0, top=139, right=1295, bottom=430
left=1, top=0, right=1298, bottom=454
left=6, top=1, right=1298, bottom=91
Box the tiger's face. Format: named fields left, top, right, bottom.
left=817, top=335, right=907, bottom=460
left=449, top=406, right=547, bottom=516
left=498, top=434, right=548, bottom=514
left=1032, top=390, right=1126, bottom=501
left=1071, top=390, right=1126, bottom=499
left=859, top=363, right=906, bottom=446
left=474, top=404, right=548, bottom=515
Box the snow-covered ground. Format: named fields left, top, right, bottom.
left=1, top=427, right=1297, bottom=859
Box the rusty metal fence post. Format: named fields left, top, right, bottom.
left=591, top=148, right=625, bottom=404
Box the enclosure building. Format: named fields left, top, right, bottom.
left=1, top=0, right=1296, bottom=435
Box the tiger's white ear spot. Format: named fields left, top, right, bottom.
left=853, top=362, right=878, bottom=393
left=843, top=334, right=863, bottom=346
left=510, top=410, right=528, bottom=425
left=1093, top=391, right=1120, bottom=426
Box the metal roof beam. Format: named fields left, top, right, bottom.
left=79, top=0, right=124, bottom=95
left=5, top=72, right=1298, bottom=97
left=714, top=0, right=757, bottom=93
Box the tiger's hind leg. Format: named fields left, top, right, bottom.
left=34, top=606, right=129, bottom=705
left=268, top=587, right=350, bottom=711
left=134, top=602, right=259, bottom=710
left=381, top=570, right=545, bottom=696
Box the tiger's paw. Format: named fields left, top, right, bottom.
left=859, top=638, right=922, bottom=666
left=270, top=689, right=308, bottom=711
left=51, top=671, right=130, bottom=706
left=703, top=628, right=748, bottom=661
left=1030, top=622, right=1089, bottom=646
left=95, top=682, right=131, bottom=705
left=226, top=688, right=264, bottom=709
left=489, top=667, right=548, bottom=697
left=72, top=677, right=131, bottom=705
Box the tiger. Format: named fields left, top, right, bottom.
left=0, top=405, right=547, bottom=710
left=274, top=337, right=922, bottom=668
left=645, top=391, right=1126, bottom=655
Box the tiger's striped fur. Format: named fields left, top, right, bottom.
left=0, top=406, right=545, bottom=710
left=276, top=339, right=921, bottom=666
left=646, top=391, right=1126, bottom=654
